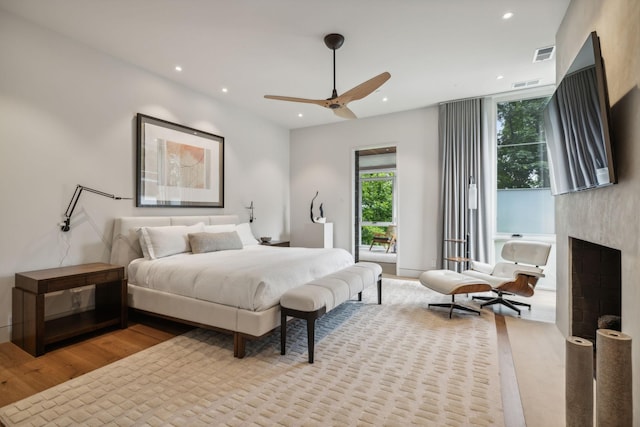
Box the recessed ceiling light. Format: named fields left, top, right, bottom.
left=497, top=75, right=504, bottom=80
left=502, top=12, right=514, bottom=20
left=382, top=97, right=388, bottom=102
left=175, top=65, right=182, bottom=72
left=221, top=87, right=228, bottom=93
left=298, top=113, right=303, bottom=117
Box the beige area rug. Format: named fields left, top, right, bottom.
left=0, top=280, right=504, bottom=426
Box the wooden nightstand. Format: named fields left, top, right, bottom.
left=12, top=263, right=126, bottom=356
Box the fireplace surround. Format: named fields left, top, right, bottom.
left=570, top=237, right=621, bottom=342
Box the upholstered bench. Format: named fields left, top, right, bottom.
left=418, top=270, right=492, bottom=318
left=280, top=262, right=383, bottom=363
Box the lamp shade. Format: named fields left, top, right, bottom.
left=468, top=182, right=478, bottom=210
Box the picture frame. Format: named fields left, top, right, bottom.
left=136, top=114, right=224, bottom=208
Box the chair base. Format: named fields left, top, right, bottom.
left=428, top=295, right=482, bottom=318
left=473, top=295, right=531, bottom=316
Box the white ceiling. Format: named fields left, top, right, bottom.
left=0, top=0, right=570, bottom=130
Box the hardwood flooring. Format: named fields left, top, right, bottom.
left=0, top=313, right=192, bottom=408
left=495, top=313, right=526, bottom=427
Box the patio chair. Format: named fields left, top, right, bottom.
left=369, top=225, right=396, bottom=253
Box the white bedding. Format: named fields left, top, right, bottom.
left=128, top=245, right=354, bottom=311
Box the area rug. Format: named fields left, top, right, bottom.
left=0, top=279, right=504, bottom=426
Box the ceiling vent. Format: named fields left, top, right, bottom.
left=512, top=79, right=541, bottom=89
left=533, top=46, right=555, bottom=62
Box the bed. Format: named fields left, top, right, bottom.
left=110, top=215, right=355, bottom=357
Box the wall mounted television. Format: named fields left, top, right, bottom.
left=543, top=31, right=616, bottom=195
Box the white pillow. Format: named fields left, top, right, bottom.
left=138, top=222, right=205, bottom=259
left=203, top=223, right=236, bottom=233
left=235, top=222, right=259, bottom=246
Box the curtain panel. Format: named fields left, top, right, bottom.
left=438, top=98, right=488, bottom=266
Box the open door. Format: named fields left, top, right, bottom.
left=354, top=147, right=397, bottom=274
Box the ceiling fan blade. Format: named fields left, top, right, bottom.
left=265, top=35, right=390, bottom=120
left=333, top=106, right=357, bottom=120
left=337, top=72, right=391, bottom=104
left=264, top=95, right=327, bottom=106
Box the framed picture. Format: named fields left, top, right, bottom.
left=136, top=114, right=224, bottom=208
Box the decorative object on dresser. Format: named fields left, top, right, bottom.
left=60, top=185, right=131, bottom=232
left=309, top=190, right=326, bottom=223
left=136, top=113, right=224, bottom=208
left=12, top=263, right=126, bottom=356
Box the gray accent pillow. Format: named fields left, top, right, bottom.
left=138, top=223, right=205, bottom=259
left=188, top=231, right=244, bottom=254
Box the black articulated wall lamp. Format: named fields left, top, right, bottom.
left=246, top=201, right=255, bottom=223
left=61, top=185, right=132, bottom=232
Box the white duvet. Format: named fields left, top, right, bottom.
left=128, top=245, right=354, bottom=311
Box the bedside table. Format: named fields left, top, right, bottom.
left=12, top=263, right=126, bottom=356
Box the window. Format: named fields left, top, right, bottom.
left=360, top=171, right=395, bottom=245
left=496, top=95, right=554, bottom=235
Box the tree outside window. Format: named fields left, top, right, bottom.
left=360, top=172, right=394, bottom=245
left=496, top=96, right=554, bottom=235
left=497, top=97, right=551, bottom=189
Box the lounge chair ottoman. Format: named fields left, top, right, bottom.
left=418, top=270, right=491, bottom=318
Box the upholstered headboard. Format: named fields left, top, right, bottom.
left=110, top=215, right=240, bottom=268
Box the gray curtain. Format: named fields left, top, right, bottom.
left=438, top=98, right=488, bottom=267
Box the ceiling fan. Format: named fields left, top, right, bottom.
left=264, top=33, right=391, bottom=119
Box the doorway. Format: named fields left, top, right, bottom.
left=354, top=147, right=397, bottom=275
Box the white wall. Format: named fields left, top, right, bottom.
left=0, top=11, right=290, bottom=342
left=290, top=108, right=439, bottom=277
left=555, top=0, right=640, bottom=420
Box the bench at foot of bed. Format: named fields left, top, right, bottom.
left=279, top=262, right=382, bottom=363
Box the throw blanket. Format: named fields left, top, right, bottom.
left=128, top=246, right=354, bottom=311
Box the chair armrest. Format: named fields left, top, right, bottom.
left=514, top=269, right=545, bottom=279
left=470, top=261, right=494, bottom=275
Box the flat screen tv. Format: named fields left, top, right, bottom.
left=543, top=31, right=616, bottom=195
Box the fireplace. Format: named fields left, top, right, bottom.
left=570, top=237, right=621, bottom=341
